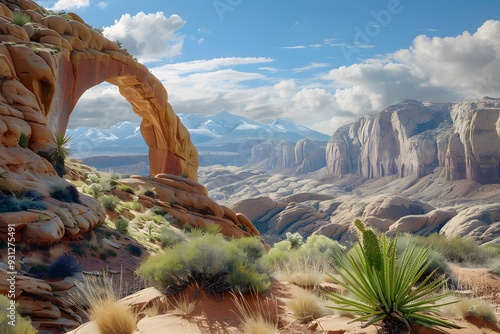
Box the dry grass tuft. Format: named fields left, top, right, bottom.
left=171, top=293, right=196, bottom=316
left=49, top=244, right=69, bottom=261
left=286, top=289, right=328, bottom=323
left=231, top=290, right=278, bottom=334
left=90, top=299, right=136, bottom=334
left=454, top=298, right=498, bottom=324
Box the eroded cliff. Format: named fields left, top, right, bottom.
left=326, top=98, right=500, bottom=184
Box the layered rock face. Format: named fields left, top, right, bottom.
left=249, top=139, right=326, bottom=175
left=327, top=98, right=500, bottom=184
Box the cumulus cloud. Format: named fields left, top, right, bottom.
left=325, top=19, right=500, bottom=119
left=48, top=0, right=89, bottom=11
left=103, top=12, right=185, bottom=63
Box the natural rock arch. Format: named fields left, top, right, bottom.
left=0, top=1, right=197, bottom=180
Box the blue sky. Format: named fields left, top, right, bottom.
left=39, top=0, right=500, bottom=134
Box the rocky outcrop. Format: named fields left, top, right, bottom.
left=248, top=139, right=326, bottom=175
left=327, top=98, right=500, bottom=184
left=0, top=0, right=207, bottom=245
left=120, top=173, right=259, bottom=238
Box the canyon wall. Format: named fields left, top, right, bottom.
left=326, top=98, right=500, bottom=184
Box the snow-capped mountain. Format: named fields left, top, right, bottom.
left=67, top=112, right=329, bottom=159
left=67, top=112, right=329, bottom=168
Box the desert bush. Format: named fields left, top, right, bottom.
left=262, top=234, right=344, bottom=286
left=413, top=233, right=490, bottom=264
left=137, top=213, right=167, bottom=225
left=116, top=184, right=135, bottom=194
left=125, top=244, right=142, bottom=257
left=326, top=219, right=459, bottom=332
left=18, top=132, right=29, bottom=148
left=0, top=295, right=37, bottom=334
left=286, top=232, right=304, bottom=250
left=90, top=299, right=136, bottom=334
left=21, top=189, right=43, bottom=201
left=120, top=201, right=142, bottom=211
left=69, top=242, right=86, bottom=256
left=150, top=206, right=167, bottom=216
left=454, top=298, right=497, bottom=323
left=159, top=226, right=185, bottom=248
left=138, top=234, right=271, bottom=294
left=114, top=217, right=129, bottom=234
left=50, top=185, right=80, bottom=203
left=47, top=254, right=80, bottom=279
left=0, top=196, right=47, bottom=213
left=204, top=222, right=222, bottom=235
left=99, top=195, right=121, bottom=211
left=141, top=188, right=157, bottom=199
left=86, top=173, right=100, bottom=184
left=490, top=260, right=500, bottom=275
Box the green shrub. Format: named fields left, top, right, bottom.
left=114, top=217, right=129, bottom=234
left=47, top=254, right=81, bottom=280
left=0, top=196, right=47, bottom=213
left=116, top=184, right=135, bottom=194
left=0, top=295, right=37, bottom=334
left=490, top=260, right=500, bottom=275
left=125, top=244, right=142, bottom=257
left=150, top=206, right=167, bottom=216
left=326, top=219, right=459, bottom=332
left=98, top=195, right=120, bottom=211
left=86, top=173, right=100, bottom=184
left=18, top=132, right=29, bottom=148
left=159, top=226, right=184, bottom=248
left=50, top=185, right=80, bottom=203
left=204, top=223, right=222, bottom=235
left=12, top=11, right=32, bottom=26
left=286, top=232, right=304, bottom=250
left=138, top=234, right=271, bottom=294
left=413, top=233, right=490, bottom=264
left=142, top=189, right=157, bottom=199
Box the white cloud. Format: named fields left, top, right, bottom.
left=48, top=0, right=89, bottom=11
left=97, top=2, right=108, bottom=9
left=151, top=57, right=274, bottom=76
left=293, top=62, right=330, bottom=72
left=324, top=19, right=500, bottom=118
left=103, top=12, right=185, bottom=63
left=280, top=45, right=306, bottom=49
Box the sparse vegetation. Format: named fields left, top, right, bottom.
left=12, top=10, right=32, bottom=26
left=116, top=184, right=135, bottom=194
left=70, top=272, right=136, bottom=334
left=46, top=254, right=81, bottom=280
left=454, top=298, right=497, bottom=323
left=326, top=219, right=459, bottom=332
left=412, top=233, right=491, bottom=264
left=50, top=185, right=80, bottom=203
left=50, top=133, right=71, bottom=177
left=286, top=289, right=328, bottom=323
left=114, top=217, right=129, bottom=234
left=231, top=291, right=278, bottom=334
left=170, top=293, right=196, bottom=316
left=0, top=295, right=37, bottom=334
left=18, top=132, right=29, bottom=148
left=99, top=194, right=121, bottom=211
left=0, top=195, right=47, bottom=213
left=125, top=244, right=142, bottom=257
left=138, top=233, right=271, bottom=294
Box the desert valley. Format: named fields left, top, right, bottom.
left=0, top=0, right=500, bottom=334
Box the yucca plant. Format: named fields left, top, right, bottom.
left=50, top=132, right=71, bottom=177
left=327, top=219, right=460, bottom=333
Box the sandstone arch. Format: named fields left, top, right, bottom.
left=0, top=1, right=197, bottom=180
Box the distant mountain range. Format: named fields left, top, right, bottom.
left=67, top=112, right=330, bottom=172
